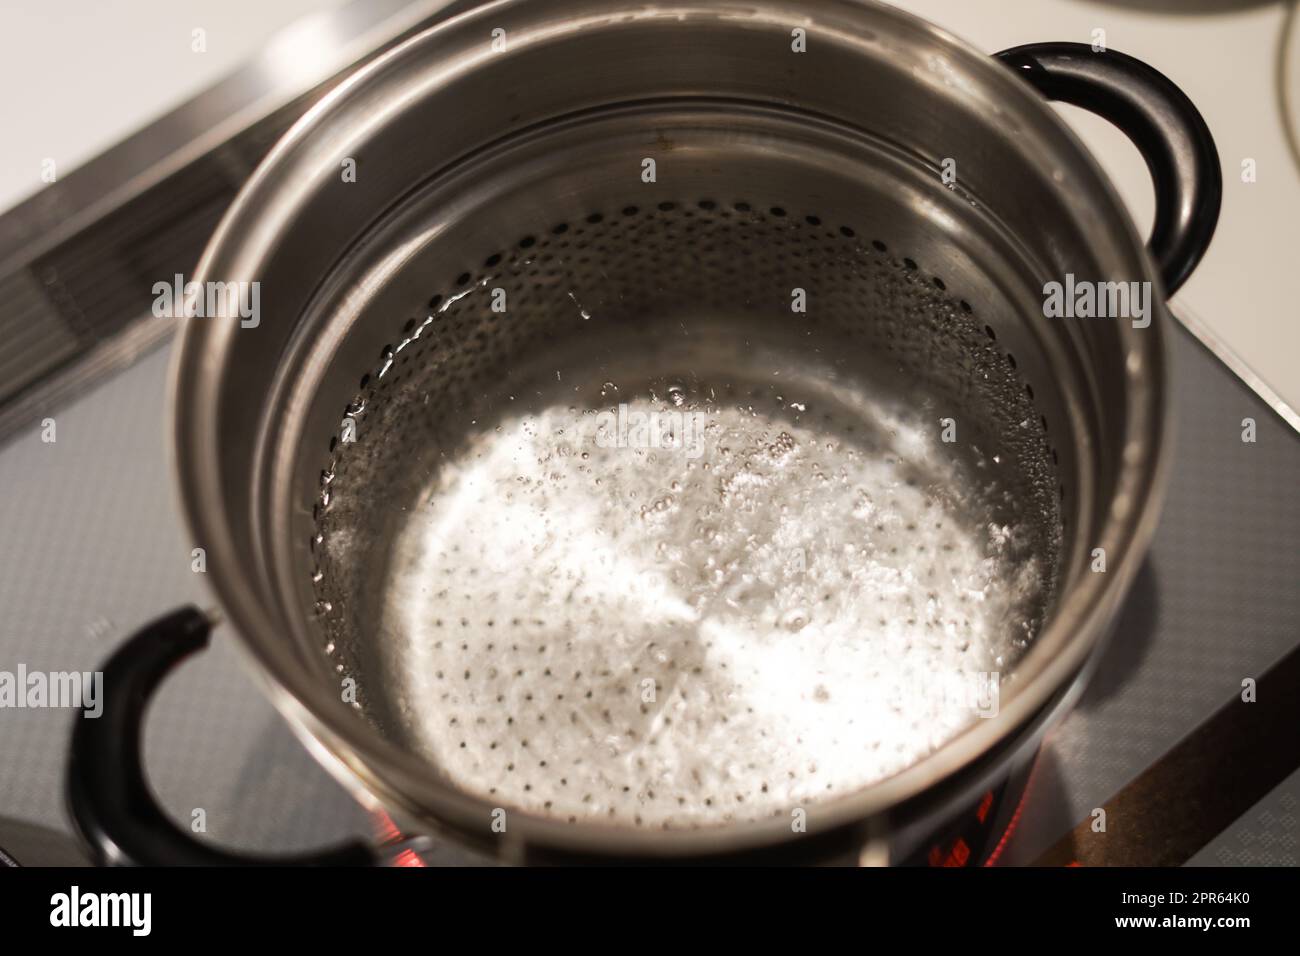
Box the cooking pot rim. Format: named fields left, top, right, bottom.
left=170, top=0, right=1170, bottom=857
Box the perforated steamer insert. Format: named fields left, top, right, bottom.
left=311, top=168, right=1065, bottom=830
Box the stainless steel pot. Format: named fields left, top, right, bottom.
left=68, top=0, right=1219, bottom=865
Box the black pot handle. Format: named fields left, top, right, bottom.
left=66, top=606, right=379, bottom=865
left=995, top=42, right=1221, bottom=296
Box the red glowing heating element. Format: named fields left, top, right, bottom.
left=927, top=835, right=972, bottom=867
left=373, top=810, right=427, bottom=868
left=985, top=767, right=1037, bottom=867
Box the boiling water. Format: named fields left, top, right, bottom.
left=360, top=330, right=1048, bottom=829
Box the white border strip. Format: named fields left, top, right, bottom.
left=1174, top=303, right=1300, bottom=434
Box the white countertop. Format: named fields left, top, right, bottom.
left=2, top=0, right=1296, bottom=410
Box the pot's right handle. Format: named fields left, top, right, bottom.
left=995, top=42, right=1221, bottom=295
left=66, top=606, right=379, bottom=866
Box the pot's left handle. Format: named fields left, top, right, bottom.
left=67, top=606, right=379, bottom=866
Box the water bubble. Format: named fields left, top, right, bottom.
left=780, top=608, right=810, bottom=632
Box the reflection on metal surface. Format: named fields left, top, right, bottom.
left=1278, top=0, right=1300, bottom=177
